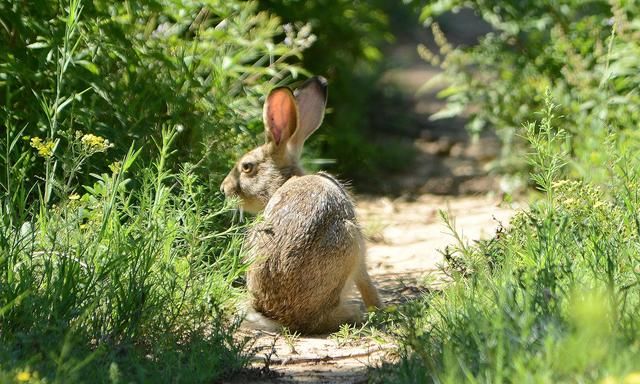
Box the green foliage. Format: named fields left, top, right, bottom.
left=379, top=3, right=640, bottom=380
left=380, top=96, right=640, bottom=382
left=0, top=0, right=314, bottom=381
left=0, top=0, right=308, bottom=190
left=0, top=128, right=249, bottom=382
left=420, top=1, right=640, bottom=186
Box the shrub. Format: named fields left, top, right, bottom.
left=0, top=0, right=308, bottom=193
left=0, top=127, right=250, bottom=382
left=0, top=0, right=311, bottom=381
left=378, top=96, right=640, bottom=382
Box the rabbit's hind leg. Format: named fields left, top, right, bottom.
left=354, top=235, right=382, bottom=309
left=355, top=264, right=382, bottom=309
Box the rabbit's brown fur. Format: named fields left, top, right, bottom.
left=221, top=77, right=381, bottom=334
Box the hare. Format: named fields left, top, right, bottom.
left=220, top=76, right=381, bottom=334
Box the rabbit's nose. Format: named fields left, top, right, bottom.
left=219, top=177, right=227, bottom=195
left=220, top=179, right=229, bottom=195
left=220, top=175, right=235, bottom=196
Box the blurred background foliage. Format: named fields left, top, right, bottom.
left=7, top=0, right=639, bottom=201
left=258, top=0, right=423, bottom=185
left=420, top=0, right=640, bottom=189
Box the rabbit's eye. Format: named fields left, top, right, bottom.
left=240, top=162, right=255, bottom=174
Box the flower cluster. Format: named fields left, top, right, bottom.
left=29, top=137, right=55, bottom=158
left=108, top=161, right=122, bottom=174
left=80, top=133, right=112, bottom=152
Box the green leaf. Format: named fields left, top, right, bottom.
left=26, top=42, right=49, bottom=49
left=76, top=60, right=100, bottom=75
left=429, top=102, right=464, bottom=120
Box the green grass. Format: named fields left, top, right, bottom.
left=0, top=1, right=268, bottom=382
left=0, top=128, right=250, bottom=383
left=377, top=95, right=640, bottom=383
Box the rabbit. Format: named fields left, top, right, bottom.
left=220, top=76, right=381, bottom=334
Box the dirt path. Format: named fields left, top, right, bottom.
left=224, top=9, right=511, bottom=383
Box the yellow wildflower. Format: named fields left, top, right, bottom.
left=109, top=161, right=122, bottom=174
left=624, top=372, right=640, bottom=384
left=552, top=179, right=571, bottom=188
left=81, top=134, right=111, bottom=151
left=16, top=370, right=31, bottom=382
left=30, top=136, right=55, bottom=158
left=69, top=193, right=80, bottom=200
left=81, top=133, right=103, bottom=147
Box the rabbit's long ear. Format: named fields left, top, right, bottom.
left=288, top=76, right=328, bottom=158
left=263, top=87, right=298, bottom=148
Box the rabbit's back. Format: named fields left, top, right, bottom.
left=246, top=173, right=361, bottom=332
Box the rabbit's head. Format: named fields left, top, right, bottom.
left=220, top=77, right=328, bottom=213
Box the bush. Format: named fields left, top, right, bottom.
left=1, top=128, right=250, bottom=382
left=376, top=3, right=640, bottom=380
left=419, top=1, right=640, bottom=188
left=0, top=0, right=311, bottom=381
left=378, top=96, right=640, bottom=382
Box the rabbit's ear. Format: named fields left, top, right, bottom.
left=288, top=76, right=328, bottom=157
left=263, top=87, right=298, bottom=147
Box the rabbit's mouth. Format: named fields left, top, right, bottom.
left=234, top=206, right=245, bottom=223
left=224, top=192, right=265, bottom=217
left=237, top=195, right=266, bottom=215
